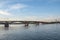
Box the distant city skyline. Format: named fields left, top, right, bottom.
left=0, top=0, right=60, bottom=20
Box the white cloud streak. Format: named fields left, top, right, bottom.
left=0, top=10, right=11, bottom=15
left=10, top=4, right=27, bottom=10
left=0, top=1, right=28, bottom=16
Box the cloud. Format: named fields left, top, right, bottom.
left=49, top=0, right=60, bottom=1
left=0, top=1, right=9, bottom=7
left=0, top=10, right=11, bottom=15
left=38, top=0, right=60, bottom=2
left=10, top=4, right=27, bottom=10
left=0, top=1, right=28, bottom=16
left=47, top=0, right=60, bottom=2
left=22, top=0, right=32, bottom=1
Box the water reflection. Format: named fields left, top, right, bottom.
left=24, top=26, right=29, bottom=29
left=4, top=27, right=9, bottom=30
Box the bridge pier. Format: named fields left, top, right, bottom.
left=5, top=22, right=9, bottom=27
left=35, top=23, right=39, bottom=26
left=25, top=23, right=29, bottom=26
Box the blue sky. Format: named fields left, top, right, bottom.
left=0, top=0, right=60, bottom=20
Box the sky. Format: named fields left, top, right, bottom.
left=0, top=0, right=60, bottom=21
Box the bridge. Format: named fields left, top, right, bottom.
left=0, top=21, right=60, bottom=27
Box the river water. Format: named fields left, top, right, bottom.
left=0, top=24, right=60, bottom=40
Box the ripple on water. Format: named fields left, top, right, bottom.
left=0, top=24, right=60, bottom=40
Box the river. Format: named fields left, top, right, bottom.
left=0, top=24, right=60, bottom=40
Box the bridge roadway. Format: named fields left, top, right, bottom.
left=0, top=21, right=43, bottom=27
left=0, top=21, right=60, bottom=27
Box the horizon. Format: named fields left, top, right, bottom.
left=0, top=17, right=60, bottom=22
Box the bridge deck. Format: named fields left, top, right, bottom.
left=0, top=21, right=60, bottom=24
left=0, top=21, right=60, bottom=27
